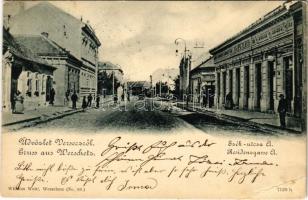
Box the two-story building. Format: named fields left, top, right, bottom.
left=8, top=2, right=101, bottom=103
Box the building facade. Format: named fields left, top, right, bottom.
left=14, top=34, right=82, bottom=106
left=127, top=81, right=151, bottom=96
left=2, top=28, right=56, bottom=112
left=8, top=2, right=101, bottom=100
left=190, top=56, right=216, bottom=106
left=209, top=2, right=307, bottom=130
left=98, top=61, right=124, bottom=97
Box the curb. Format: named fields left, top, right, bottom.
left=176, top=104, right=301, bottom=134
left=2, top=116, right=41, bottom=126
left=3, top=108, right=84, bottom=131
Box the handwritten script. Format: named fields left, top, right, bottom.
left=6, top=136, right=279, bottom=193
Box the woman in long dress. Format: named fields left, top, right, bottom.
left=14, top=91, right=24, bottom=114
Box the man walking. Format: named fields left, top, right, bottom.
left=96, top=95, right=100, bottom=108
left=202, top=90, right=207, bottom=108
left=278, top=94, right=287, bottom=128
left=50, top=88, right=55, bottom=106
left=71, top=91, right=78, bottom=109
left=87, top=94, right=93, bottom=107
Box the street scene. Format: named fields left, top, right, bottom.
left=2, top=1, right=307, bottom=135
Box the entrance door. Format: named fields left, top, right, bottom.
left=11, top=65, right=22, bottom=109
left=284, top=57, right=293, bottom=113
left=255, top=63, right=262, bottom=110
left=46, top=76, right=52, bottom=102
left=268, top=61, right=274, bottom=111
left=244, top=66, right=249, bottom=109
left=236, top=68, right=240, bottom=106
left=222, top=72, right=226, bottom=104
left=217, top=73, right=220, bottom=104
left=229, top=69, right=233, bottom=96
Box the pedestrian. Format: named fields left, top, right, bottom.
left=96, top=95, right=100, bottom=108
left=49, top=88, right=55, bottom=106
left=121, top=93, right=124, bottom=101
left=127, top=92, right=130, bottom=102
left=65, top=90, right=70, bottom=103
left=202, top=90, right=207, bottom=108
left=11, top=92, right=17, bottom=113
left=82, top=96, right=87, bottom=111
left=13, top=90, right=24, bottom=114
left=278, top=94, right=287, bottom=128
left=87, top=94, right=93, bottom=107
left=225, top=92, right=234, bottom=110
left=114, top=95, right=118, bottom=104
left=208, top=89, right=214, bottom=108
left=71, top=91, right=78, bottom=109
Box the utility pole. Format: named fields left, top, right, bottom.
left=159, top=81, right=162, bottom=97
left=150, top=75, right=153, bottom=98
left=112, top=71, right=115, bottom=96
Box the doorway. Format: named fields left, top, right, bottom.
left=222, top=71, right=226, bottom=104
left=255, top=63, right=262, bottom=110
left=268, top=61, right=275, bottom=111
left=217, top=72, right=220, bottom=104
left=284, top=56, right=293, bottom=113
left=244, top=65, right=249, bottom=109
left=229, top=69, right=233, bottom=96
left=236, top=68, right=240, bottom=106
left=46, top=76, right=53, bottom=102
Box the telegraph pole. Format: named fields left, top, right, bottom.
left=112, top=71, right=115, bottom=96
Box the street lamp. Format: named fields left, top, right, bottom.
left=175, top=38, right=189, bottom=59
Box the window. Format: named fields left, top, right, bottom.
left=42, top=75, right=45, bottom=92
left=27, top=79, right=32, bottom=91
left=36, top=80, right=39, bottom=91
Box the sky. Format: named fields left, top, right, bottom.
left=22, top=1, right=282, bottom=81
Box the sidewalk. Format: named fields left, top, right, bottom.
left=176, top=102, right=302, bottom=133
left=2, top=106, right=79, bottom=127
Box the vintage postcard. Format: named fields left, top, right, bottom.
left=1, top=1, right=307, bottom=198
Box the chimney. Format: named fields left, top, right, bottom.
left=41, top=32, right=49, bottom=38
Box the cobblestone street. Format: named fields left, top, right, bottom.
left=13, top=98, right=288, bottom=136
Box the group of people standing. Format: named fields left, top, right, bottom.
left=66, top=90, right=100, bottom=110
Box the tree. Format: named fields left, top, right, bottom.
left=173, top=75, right=180, bottom=97
left=97, top=71, right=121, bottom=95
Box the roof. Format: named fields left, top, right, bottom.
left=14, top=35, right=67, bottom=56
left=19, top=2, right=81, bottom=27
left=98, top=61, right=123, bottom=73
left=82, top=24, right=101, bottom=47
left=127, top=81, right=151, bottom=89
left=35, top=2, right=101, bottom=46
left=209, top=3, right=291, bottom=54
left=3, top=28, right=56, bottom=71
left=11, top=2, right=101, bottom=47
left=191, top=56, right=215, bottom=74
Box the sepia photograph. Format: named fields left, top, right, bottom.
left=1, top=0, right=307, bottom=198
